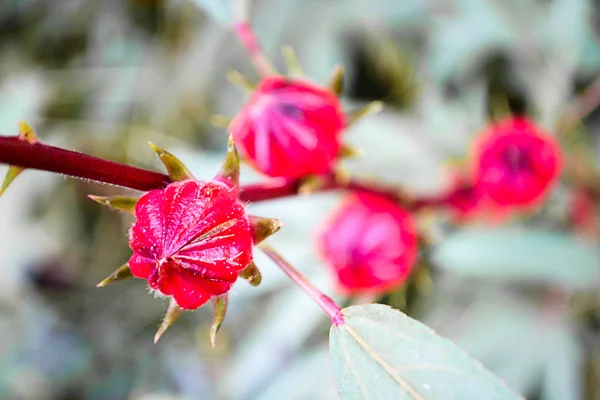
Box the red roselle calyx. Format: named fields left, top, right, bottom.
left=230, top=75, right=346, bottom=179
left=93, top=137, right=283, bottom=345
left=472, top=117, right=563, bottom=210
left=317, top=192, right=418, bottom=295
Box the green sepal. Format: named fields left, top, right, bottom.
left=148, top=142, right=194, bottom=182
left=210, top=294, right=229, bottom=348
left=282, top=45, right=304, bottom=77
left=96, top=263, right=133, bottom=287
left=154, top=298, right=183, bottom=344
left=88, top=195, right=137, bottom=215
left=239, top=261, right=262, bottom=287
left=215, top=135, right=240, bottom=188
left=347, top=101, right=384, bottom=126
left=328, top=64, right=344, bottom=96
left=249, top=215, right=284, bottom=244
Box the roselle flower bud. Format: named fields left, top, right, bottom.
left=472, top=117, right=562, bottom=210
left=317, top=192, right=418, bottom=295
left=93, top=137, right=282, bottom=343
left=230, top=75, right=346, bottom=178
left=128, top=178, right=253, bottom=310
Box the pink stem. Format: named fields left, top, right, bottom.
left=260, top=244, right=344, bottom=325
left=233, top=21, right=274, bottom=77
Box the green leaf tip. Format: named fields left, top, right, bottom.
left=96, top=263, right=133, bottom=287
left=148, top=142, right=194, bottom=182
left=154, top=298, right=183, bottom=344
left=88, top=195, right=137, bottom=215
left=210, top=294, right=229, bottom=348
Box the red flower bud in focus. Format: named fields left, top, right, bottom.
left=230, top=76, right=345, bottom=178
left=93, top=138, right=282, bottom=343
left=472, top=117, right=562, bottom=210
left=128, top=179, right=253, bottom=310
left=317, top=193, right=418, bottom=295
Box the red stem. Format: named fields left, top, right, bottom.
left=260, top=244, right=344, bottom=325
left=0, top=135, right=450, bottom=208
left=0, top=136, right=170, bottom=191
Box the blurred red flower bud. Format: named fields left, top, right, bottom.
left=128, top=179, right=254, bottom=310
left=230, top=76, right=345, bottom=178
left=472, top=117, right=562, bottom=210
left=317, top=192, right=418, bottom=295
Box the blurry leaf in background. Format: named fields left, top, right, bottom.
left=540, top=322, right=583, bottom=400
left=255, top=345, right=338, bottom=400
left=330, top=304, right=521, bottom=399
left=432, top=228, right=600, bottom=289
left=190, top=0, right=232, bottom=25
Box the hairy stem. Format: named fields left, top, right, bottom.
left=0, top=135, right=450, bottom=209
left=0, top=136, right=170, bottom=191
left=260, top=243, right=344, bottom=325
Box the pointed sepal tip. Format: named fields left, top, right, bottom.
left=240, top=261, right=262, bottom=287
left=215, top=135, right=240, bottom=188
left=148, top=142, right=194, bottom=182
left=328, top=64, right=345, bottom=96
left=96, top=263, right=133, bottom=287
left=210, top=294, right=229, bottom=348
left=250, top=215, right=284, bottom=245
left=154, top=298, right=183, bottom=344
left=88, top=195, right=137, bottom=215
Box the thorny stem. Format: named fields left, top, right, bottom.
left=0, top=135, right=450, bottom=208
left=260, top=243, right=344, bottom=325
left=0, top=136, right=170, bottom=191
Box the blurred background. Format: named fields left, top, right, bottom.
left=1, top=0, right=600, bottom=399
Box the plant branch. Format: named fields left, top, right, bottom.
left=0, top=136, right=170, bottom=191
left=0, top=135, right=451, bottom=209
left=260, top=243, right=344, bottom=325
left=233, top=19, right=275, bottom=77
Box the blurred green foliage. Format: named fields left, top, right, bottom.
left=1, top=0, right=600, bottom=399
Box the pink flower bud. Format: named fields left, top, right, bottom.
left=230, top=76, right=345, bottom=178
left=317, top=193, right=418, bottom=295
left=472, top=117, right=562, bottom=210
left=128, top=179, right=253, bottom=310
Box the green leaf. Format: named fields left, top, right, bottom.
left=330, top=304, right=521, bottom=400
left=432, top=228, right=600, bottom=289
